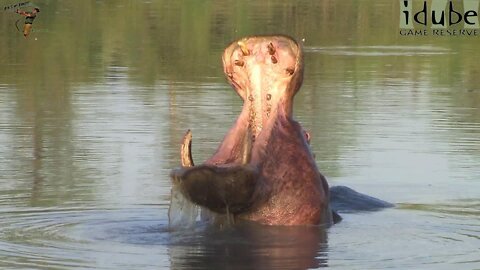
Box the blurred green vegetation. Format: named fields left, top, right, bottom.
left=0, top=0, right=479, bottom=87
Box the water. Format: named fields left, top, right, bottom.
left=0, top=0, right=479, bottom=269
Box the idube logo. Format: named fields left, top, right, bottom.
left=399, top=0, right=480, bottom=36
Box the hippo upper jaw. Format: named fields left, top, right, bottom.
left=222, top=35, right=304, bottom=139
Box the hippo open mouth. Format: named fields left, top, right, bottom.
left=170, top=35, right=331, bottom=226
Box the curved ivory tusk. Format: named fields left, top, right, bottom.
left=181, top=130, right=194, bottom=167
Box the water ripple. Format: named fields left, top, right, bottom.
left=329, top=205, right=480, bottom=269
left=0, top=207, right=171, bottom=269
left=305, top=45, right=453, bottom=56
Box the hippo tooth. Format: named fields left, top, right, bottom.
left=180, top=130, right=194, bottom=167
left=241, top=128, right=253, bottom=165
left=237, top=41, right=250, bottom=56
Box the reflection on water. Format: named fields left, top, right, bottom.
left=167, top=222, right=328, bottom=270
left=0, top=207, right=329, bottom=270
left=0, top=0, right=479, bottom=269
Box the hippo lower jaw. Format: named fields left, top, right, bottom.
left=170, top=36, right=331, bottom=226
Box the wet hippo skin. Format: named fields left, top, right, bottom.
left=170, top=35, right=331, bottom=226
left=170, top=35, right=392, bottom=226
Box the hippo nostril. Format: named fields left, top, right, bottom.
left=248, top=95, right=254, bottom=101
left=286, top=67, right=295, bottom=75
left=266, top=93, right=271, bottom=100
left=234, top=60, right=244, bottom=67
left=271, top=55, right=278, bottom=64
left=267, top=42, right=276, bottom=55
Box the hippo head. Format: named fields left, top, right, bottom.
left=170, top=35, right=331, bottom=226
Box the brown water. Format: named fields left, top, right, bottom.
left=0, top=0, right=479, bottom=269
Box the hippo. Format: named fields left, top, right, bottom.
left=169, top=35, right=392, bottom=226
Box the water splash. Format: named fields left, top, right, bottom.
left=168, top=185, right=198, bottom=229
